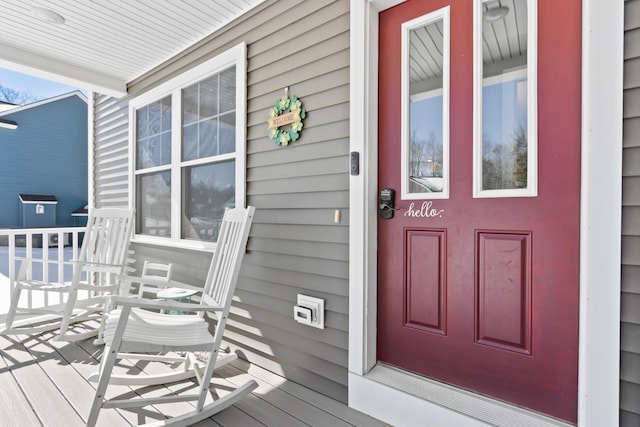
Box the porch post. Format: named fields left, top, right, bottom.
left=578, top=0, right=624, bottom=425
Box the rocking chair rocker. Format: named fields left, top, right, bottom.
left=87, top=206, right=257, bottom=427
left=1, top=207, right=134, bottom=341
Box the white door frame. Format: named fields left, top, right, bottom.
left=348, top=0, right=623, bottom=426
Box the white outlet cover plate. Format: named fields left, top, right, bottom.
left=296, top=294, right=325, bottom=329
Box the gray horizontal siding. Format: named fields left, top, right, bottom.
left=92, top=92, right=130, bottom=208
left=622, top=0, right=640, bottom=424
left=92, top=0, right=352, bottom=402
left=127, top=243, right=212, bottom=285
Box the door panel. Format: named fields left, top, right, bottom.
left=405, top=229, right=447, bottom=334
left=377, top=0, right=581, bottom=422
left=476, top=231, right=531, bottom=354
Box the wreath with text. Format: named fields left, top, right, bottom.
left=267, top=95, right=306, bottom=146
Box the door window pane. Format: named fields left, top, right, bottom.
left=182, top=160, right=235, bottom=242
left=402, top=8, right=449, bottom=200
left=410, top=94, right=444, bottom=193
left=477, top=0, right=535, bottom=196
left=482, top=77, right=528, bottom=190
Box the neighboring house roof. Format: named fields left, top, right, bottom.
left=0, top=102, right=19, bottom=128
left=0, top=100, right=18, bottom=112
left=19, top=194, right=58, bottom=204
left=71, top=205, right=88, bottom=216
left=0, top=118, right=17, bottom=129
left=0, top=91, right=87, bottom=119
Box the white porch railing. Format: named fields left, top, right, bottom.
left=0, top=227, right=85, bottom=314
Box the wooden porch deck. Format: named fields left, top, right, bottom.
left=0, top=326, right=389, bottom=427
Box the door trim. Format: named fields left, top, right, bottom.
left=348, top=0, right=623, bottom=425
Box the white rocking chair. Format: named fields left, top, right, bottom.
left=134, top=261, right=174, bottom=298
left=87, top=206, right=257, bottom=427
left=93, top=261, right=174, bottom=345
left=1, top=208, right=134, bottom=341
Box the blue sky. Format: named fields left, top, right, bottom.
left=0, top=68, right=84, bottom=101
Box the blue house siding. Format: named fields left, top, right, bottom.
left=0, top=93, right=88, bottom=228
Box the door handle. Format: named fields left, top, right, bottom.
left=380, top=188, right=398, bottom=219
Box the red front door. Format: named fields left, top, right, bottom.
left=377, top=0, right=581, bottom=422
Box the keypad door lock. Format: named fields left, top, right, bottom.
left=380, top=188, right=398, bottom=219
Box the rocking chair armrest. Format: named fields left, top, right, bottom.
left=73, top=260, right=123, bottom=271
left=108, top=295, right=222, bottom=313
left=117, top=274, right=202, bottom=292
left=16, top=257, right=119, bottom=268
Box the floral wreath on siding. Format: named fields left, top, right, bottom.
left=268, top=95, right=306, bottom=146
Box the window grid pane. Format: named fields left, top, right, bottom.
left=181, top=66, right=236, bottom=162
left=136, top=96, right=172, bottom=170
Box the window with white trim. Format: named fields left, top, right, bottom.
left=130, top=43, right=246, bottom=247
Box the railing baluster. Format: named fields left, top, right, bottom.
left=58, top=231, right=64, bottom=305
left=0, top=226, right=85, bottom=313
left=72, top=230, right=79, bottom=261
left=42, top=231, right=49, bottom=308
left=8, top=232, right=15, bottom=305
left=26, top=231, right=33, bottom=310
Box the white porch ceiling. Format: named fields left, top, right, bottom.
left=0, top=0, right=266, bottom=97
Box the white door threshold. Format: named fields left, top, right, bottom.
left=349, top=364, right=574, bottom=427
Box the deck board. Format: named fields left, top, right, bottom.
left=0, top=336, right=41, bottom=427
left=217, top=362, right=356, bottom=427
left=49, top=333, right=149, bottom=426
left=0, top=334, right=85, bottom=427
left=228, top=359, right=386, bottom=426
left=0, top=329, right=389, bottom=427
left=16, top=333, right=130, bottom=427
left=210, top=405, right=264, bottom=427
left=73, top=334, right=196, bottom=426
